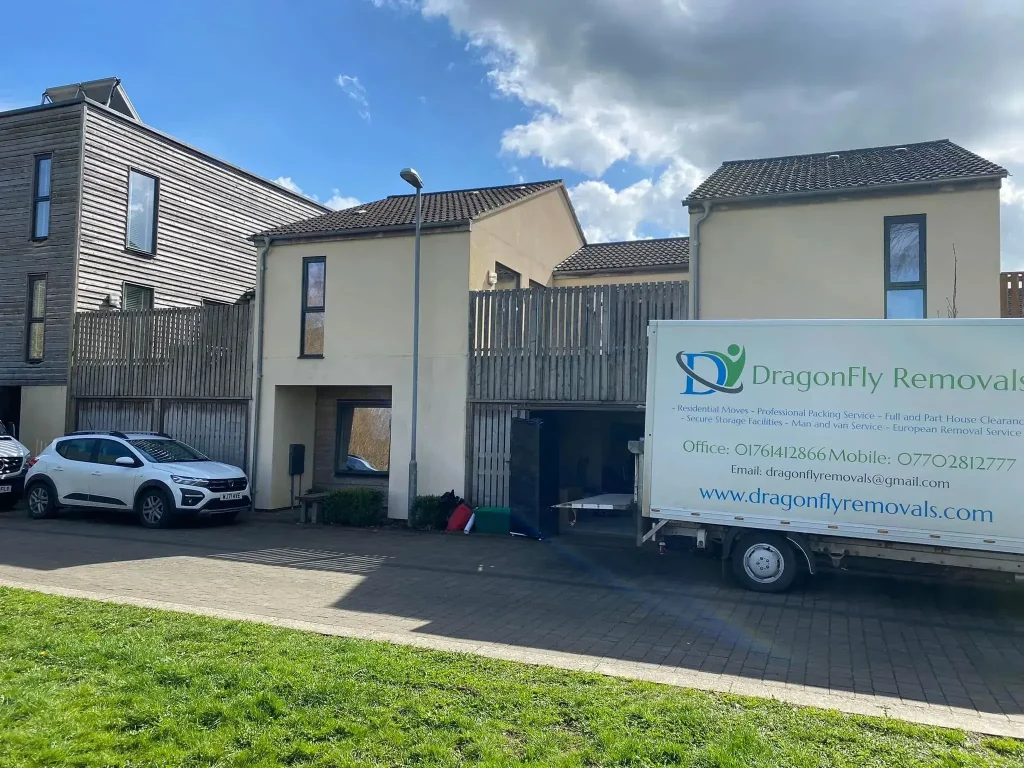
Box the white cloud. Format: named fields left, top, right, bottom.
left=568, top=159, right=702, bottom=242
left=325, top=190, right=361, bottom=210
left=274, top=177, right=358, bottom=210
left=386, top=0, right=1024, bottom=265
left=337, top=74, right=371, bottom=122
left=273, top=176, right=303, bottom=194
left=1002, top=178, right=1024, bottom=208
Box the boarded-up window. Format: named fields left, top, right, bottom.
left=335, top=402, right=391, bottom=475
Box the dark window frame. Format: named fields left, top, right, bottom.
left=334, top=399, right=392, bottom=476
left=300, top=256, right=326, bottom=358
left=25, top=273, right=47, bottom=363
left=125, top=167, right=160, bottom=256
left=494, top=261, right=521, bottom=289
left=122, top=282, right=154, bottom=311
left=884, top=214, right=927, bottom=319
left=31, top=153, right=52, bottom=241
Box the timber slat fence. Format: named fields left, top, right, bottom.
left=1001, top=272, right=1024, bottom=318
left=70, top=304, right=253, bottom=399
left=468, top=281, right=688, bottom=404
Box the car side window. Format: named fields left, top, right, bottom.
left=95, top=439, right=138, bottom=466
left=55, top=438, right=96, bottom=462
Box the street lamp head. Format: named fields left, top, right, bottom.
left=400, top=167, right=423, bottom=190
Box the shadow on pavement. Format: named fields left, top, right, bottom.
left=1, top=511, right=1023, bottom=716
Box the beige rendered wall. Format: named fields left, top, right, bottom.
left=20, top=386, right=68, bottom=456
left=696, top=186, right=1001, bottom=320
left=469, top=188, right=584, bottom=290
left=254, top=231, right=471, bottom=515
left=552, top=270, right=687, bottom=287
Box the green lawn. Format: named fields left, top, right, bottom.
left=0, top=587, right=1020, bottom=767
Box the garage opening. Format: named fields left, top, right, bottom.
left=511, top=408, right=644, bottom=540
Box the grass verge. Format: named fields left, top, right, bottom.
left=0, top=587, right=1020, bottom=767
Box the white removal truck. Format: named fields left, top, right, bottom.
left=640, top=319, right=1024, bottom=592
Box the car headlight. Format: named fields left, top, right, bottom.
left=171, top=475, right=209, bottom=487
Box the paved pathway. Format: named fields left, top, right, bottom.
left=0, top=510, right=1023, bottom=738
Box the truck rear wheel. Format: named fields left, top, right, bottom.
left=731, top=532, right=798, bottom=593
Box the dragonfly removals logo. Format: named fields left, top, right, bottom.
left=676, top=345, right=746, bottom=395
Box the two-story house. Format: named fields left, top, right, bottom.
left=685, top=139, right=1007, bottom=320
left=249, top=180, right=585, bottom=513
left=0, top=78, right=327, bottom=452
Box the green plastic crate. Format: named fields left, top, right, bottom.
left=473, top=506, right=511, bottom=535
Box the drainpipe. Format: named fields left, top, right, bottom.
left=250, top=236, right=274, bottom=507
left=689, top=201, right=715, bottom=320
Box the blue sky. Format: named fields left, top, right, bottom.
left=0, top=0, right=568, bottom=209
left=2, top=0, right=1023, bottom=262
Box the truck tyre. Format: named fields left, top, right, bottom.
left=732, top=532, right=798, bottom=593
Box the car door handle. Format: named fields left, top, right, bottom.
left=52, top=467, right=63, bottom=472
left=91, top=471, right=102, bottom=476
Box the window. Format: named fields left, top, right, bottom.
left=26, top=275, right=46, bottom=362
left=128, top=438, right=207, bottom=463
left=335, top=402, right=391, bottom=475
left=32, top=155, right=52, bottom=240
left=884, top=214, right=926, bottom=319
left=56, top=438, right=96, bottom=462
left=126, top=169, right=158, bottom=254
left=123, top=283, right=154, bottom=311
left=301, top=256, right=326, bottom=357
left=95, top=439, right=139, bottom=466
left=495, top=262, right=521, bottom=290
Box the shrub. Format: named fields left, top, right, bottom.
left=322, top=488, right=386, bottom=527
left=409, top=495, right=450, bottom=530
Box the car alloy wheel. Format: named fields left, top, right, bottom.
left=141, top=493, right=166, bottom=526
left=28, top=485, right=52, bottom=519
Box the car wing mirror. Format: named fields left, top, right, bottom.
left=115, top=456, right=136, bottom=467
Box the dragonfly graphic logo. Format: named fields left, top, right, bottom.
left=676, top=345, right=746, bottom=395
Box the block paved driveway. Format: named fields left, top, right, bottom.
left=1, top=510, right=1023, bottom=737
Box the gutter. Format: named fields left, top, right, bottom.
left=689, top=202, right=715, bottom=320
left=250, top=236, right=274, bottom=506
left=250, top=219, right=471, bottom=246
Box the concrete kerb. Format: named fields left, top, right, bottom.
left=0, top=576, right=1020, bottom=740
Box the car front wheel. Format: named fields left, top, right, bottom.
left=138, top=488, right=173, bottom=529
left=26, top=482, right=55, bottom=519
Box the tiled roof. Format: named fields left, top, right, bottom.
left=554, top=237, right=689, bottom=274
left=686, top=139, right=1007, bottom=202
left=260, top=180, right=564, bottom=237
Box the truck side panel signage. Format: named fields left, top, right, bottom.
left=647, top=320, right=1024, bottom=554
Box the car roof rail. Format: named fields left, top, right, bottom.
left=64, top=430, right=130, bottom=439
left=128, top=431, right=172, bottom=438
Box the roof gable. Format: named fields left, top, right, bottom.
left=261, top=180, right=565, bottom=238
left=687, top=139, right=1007, bottom=203
left=554, top=237, right=689, bottom=274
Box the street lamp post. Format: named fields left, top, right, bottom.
left=400, top=168, right=423, bottom=520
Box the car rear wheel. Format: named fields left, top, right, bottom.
left=26, top=483, right=55, bottom=519
left=731, top=532, right=798, bottom=593
left=138, top=488, right=173, bottom=529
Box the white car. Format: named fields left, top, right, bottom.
left=24, top=431, right=250, bottom=528
left=0, top=422, right=31, bottom=511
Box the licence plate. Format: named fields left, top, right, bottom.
left=221, top=491, right=243, bottom=501
left=0, top=485, right=11, bottom=494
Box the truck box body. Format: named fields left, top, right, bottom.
left=643, top=320, right=1024, bottom=557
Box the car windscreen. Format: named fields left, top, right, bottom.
left=0, top=422, right=8, bottom=436
left=128, top=439, right=207, bottom=463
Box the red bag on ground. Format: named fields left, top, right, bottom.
left=446, top=503, right=473, bottom=532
